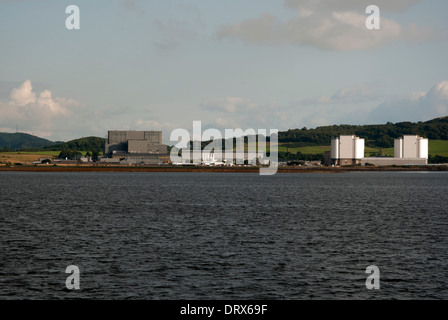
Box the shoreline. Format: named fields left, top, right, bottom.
left=1, top=165, right=447, bottom=173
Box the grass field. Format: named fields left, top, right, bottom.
left=429, top=140, right=448, bottom=157
left=0, top=153, right=56, bottom=164
left=0, top=150, right=102, bottom=164
left=278, top=144, right=395, bottom=157
left=1, top=151, right=61, bottom=156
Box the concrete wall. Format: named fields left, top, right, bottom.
left=105, top=130, right=164, bottom=155
left=148, top=144, right=167, bottom=154
left=126, top=131, right=145, bottom=140
left=403, top=135, right=419, bottom=158
left=105, top=142, right=127, bottom=154
left=361, top=157, right=427, bottom=166
left=339, top=135, right=354, bottom=159
left=128, top=140, right=149, bottom=153
left=145, top=131, right=162, bottom=144
left=108, top=131, right=162, bottom=144
left=338, top=158, right=362, bottom=166
left=108, top=131, right=127, bottom=144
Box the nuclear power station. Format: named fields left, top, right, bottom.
left=102, top=130, right=169, bottom=164
left=330, top=135, right=428, bottom=166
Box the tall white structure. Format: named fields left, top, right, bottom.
left=331, top=135, right=365, bottom=165
left=394, top=135, right=428, bottom=159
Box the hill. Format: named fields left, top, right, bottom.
left=43, top=136, right=106, bottom=153
left=0, top=132, right=56, bottom=150
left=1, top=116, right=447, bottom=154
left=278, top=116, right=448, bottom=148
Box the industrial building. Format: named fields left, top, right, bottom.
left=361, top=135, right=428, bottom=166
left=330, top=135, right=365, bottom=166
left=329, top=134, right=429, bottom=166
left=394, top=135, right=428, bottom=159
left=102, top=130, right=169, bottom=165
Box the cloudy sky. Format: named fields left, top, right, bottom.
left=0, top=0, right=447, bottom=142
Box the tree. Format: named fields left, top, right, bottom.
left=58, top=149, right=82, bottom=160
left=92, top=150, right=99, bottom=162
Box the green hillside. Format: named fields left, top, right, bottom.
left=278, top=116, right=448, bottom=148
left=0, top=132, right=55, bottom=150
left=43, top=136, right=106, bottom=153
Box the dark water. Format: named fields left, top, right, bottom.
left=0, top=171, right=447, bottom=299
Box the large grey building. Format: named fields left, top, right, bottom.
left=103, top=130, right=169, bottom=164
left=105, top=130, right=167, bottom=155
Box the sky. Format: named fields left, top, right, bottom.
left=0, top=0, right=447, bottom=143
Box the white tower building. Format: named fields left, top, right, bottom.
left=394, top=135, right=428, bottom=159
left=330, top=135, right=365, bottom=165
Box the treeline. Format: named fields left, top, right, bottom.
left=429, top=155, right=448, bottom=164
left=278, top=117, right=448, bottom=148
left=44, top=136, right=105, bottom=153
left=58, top=149, right=99, bottom=161
left=278, top=151, right=324, bottom=162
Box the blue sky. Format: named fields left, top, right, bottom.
left=0, top=0, right=447, bottom=142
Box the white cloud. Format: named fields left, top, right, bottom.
left=418, top=80, right=448, bottom=117
left=10, top=80, right=36, bottom=107
left=368, top=81, right=448, bottom=123
left=297, top=81, right=448, bottom=125
left=0, top=80, right=78, bottom=138
left=217, top=0, right=438, bottom=51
